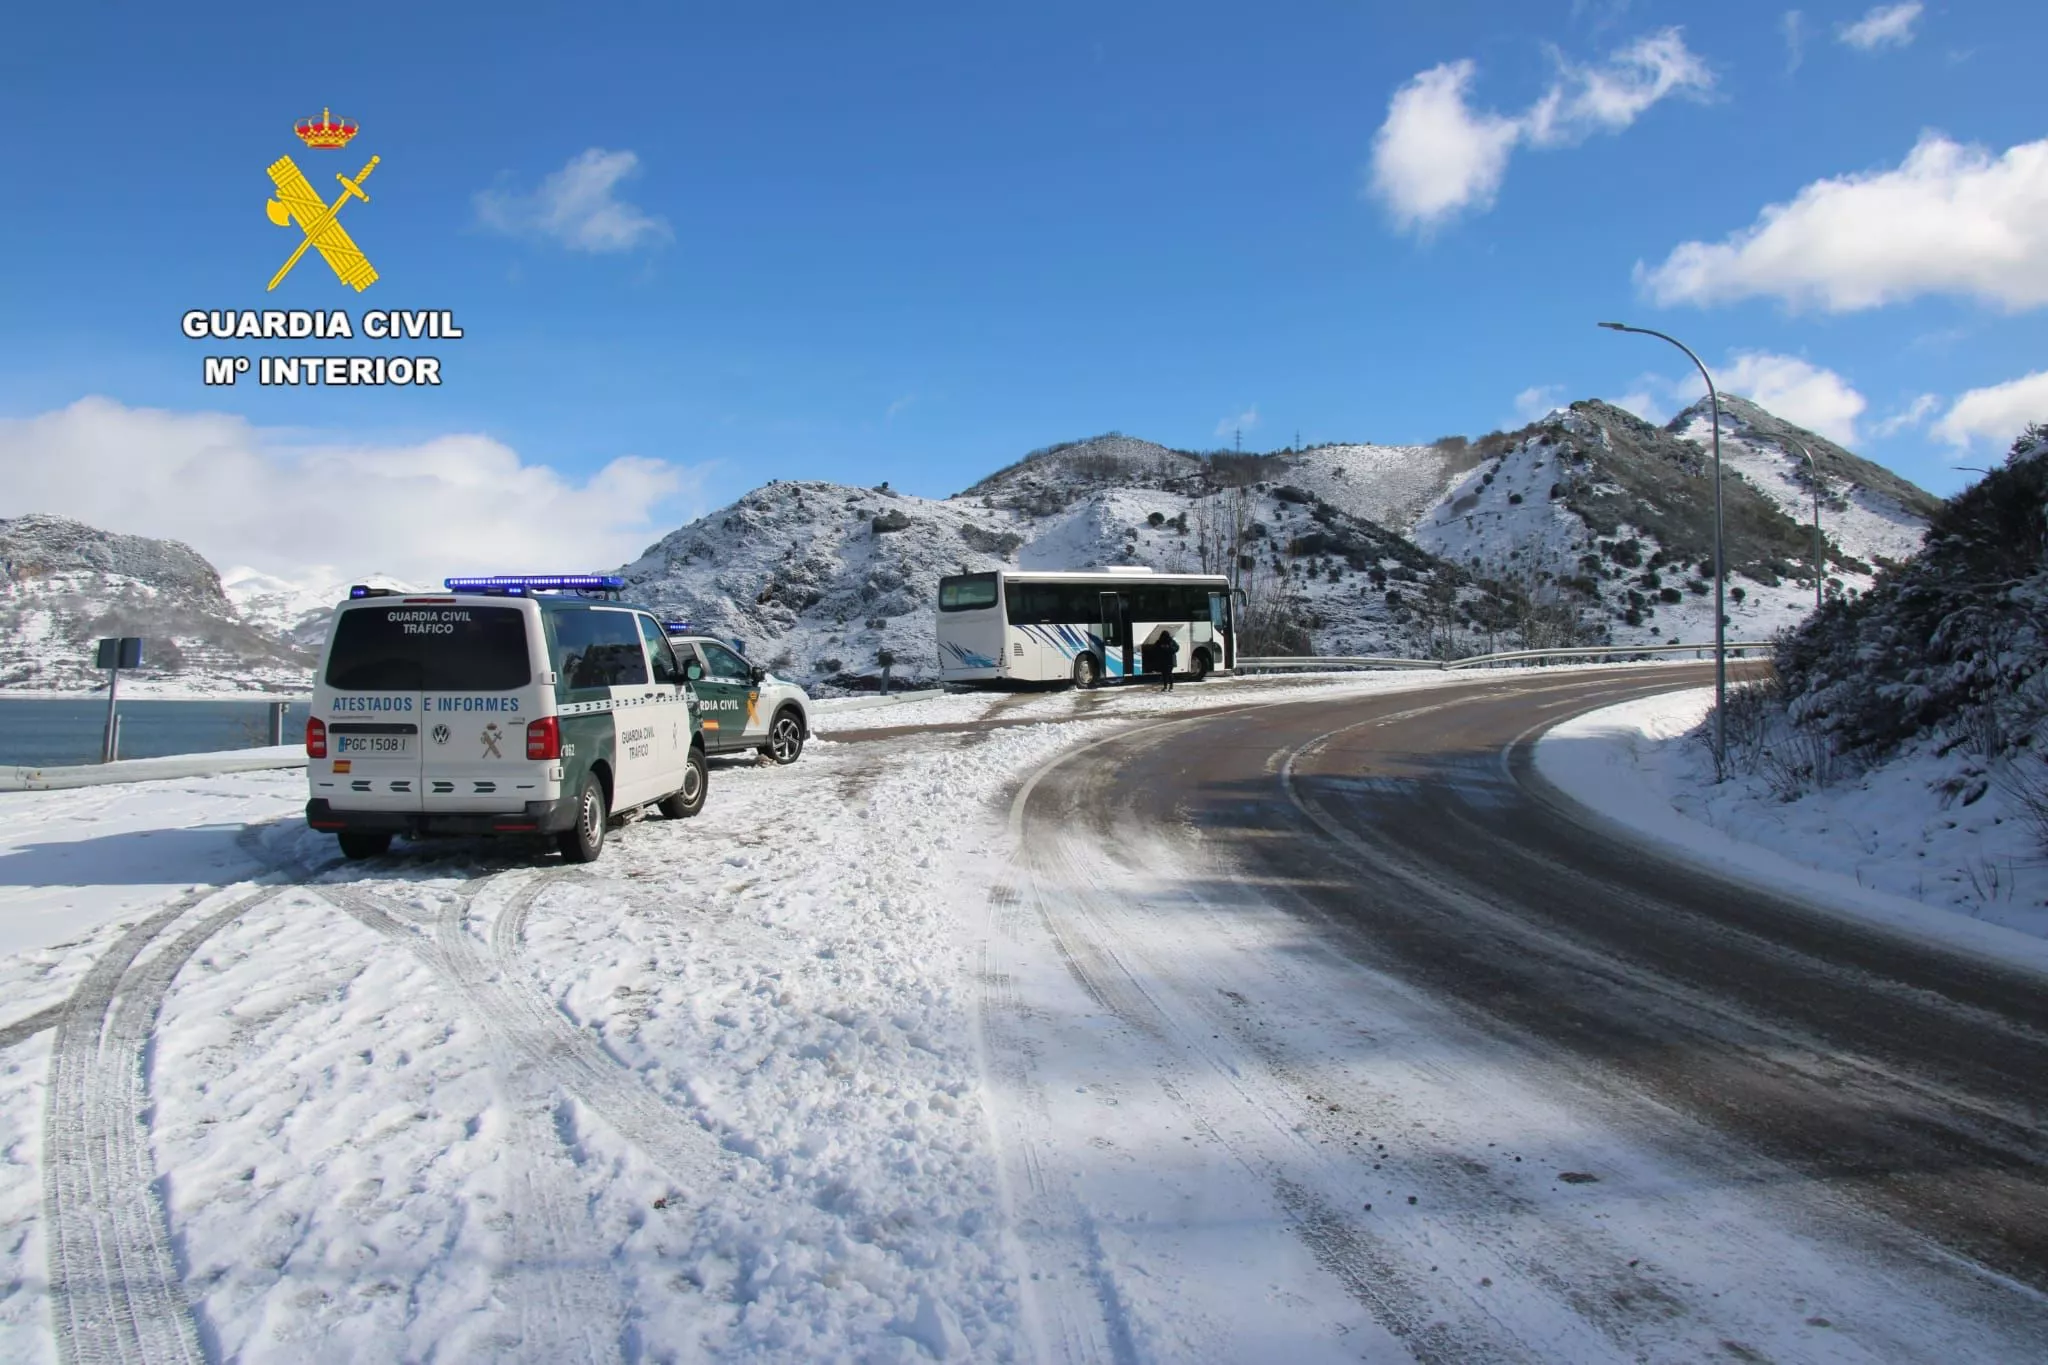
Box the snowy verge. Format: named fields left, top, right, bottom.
left=1534, top=688, right=2048, bottom=977
left=0, top=744, right=307, bottom=792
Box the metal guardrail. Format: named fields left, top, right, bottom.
left=1237, top=641, right=1774, bottom=672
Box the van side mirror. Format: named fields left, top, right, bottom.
left=749, top=665, right=766, bottom=684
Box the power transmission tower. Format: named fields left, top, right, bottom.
left=1235, top=427, right=1242, bottom=453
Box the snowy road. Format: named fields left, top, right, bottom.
left=2, top=667, right=2046, bottom=1362
left=982, top=666, right=2048, bottom=1362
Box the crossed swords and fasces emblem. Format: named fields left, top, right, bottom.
left=480, top=723, right=503, bottom=759
left=264, top=153, right=381, bottom=291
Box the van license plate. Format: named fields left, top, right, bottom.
left=335, top=735, right=411, bottom=756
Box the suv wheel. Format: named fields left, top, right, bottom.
left=559, top=773, right=609, bottom=862
left=761, top=709, right=805, bottom=765
left=1073, top=653, right=1099, bottom=690
left=658, top=745, right=708, bottom=819
left=337, top=831, right=392, bottom=860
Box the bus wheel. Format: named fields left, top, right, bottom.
left=1189, top=649, right=1212, bottom=682
left=1073, top=654, right=1099, bottom=690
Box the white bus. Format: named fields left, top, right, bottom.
left=936, top=567, right=1238, bottom=688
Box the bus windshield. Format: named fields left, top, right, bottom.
left=939, top=573, right=999, bottom=611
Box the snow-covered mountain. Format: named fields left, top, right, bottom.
left=221, top=568, right=426, bottom=654
left=1412, top=398, right=1940, bottom=648
left=0, top=515, right=312, bottom=694
left=619, top=438, right=1520, bottom=689
left=2, top=401, right=1942, bottom=694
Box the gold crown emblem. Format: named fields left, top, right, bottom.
left=294, top=108, right=359, bottom=150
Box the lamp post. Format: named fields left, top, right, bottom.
left=1599, top=322, right=1727, bottom=778
left=1795, top=443, right=1823, bottom=613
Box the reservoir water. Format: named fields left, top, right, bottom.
left=0, top=697, right=310, bottom=768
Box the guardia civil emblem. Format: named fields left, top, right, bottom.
left=264, top=109, right=381, bottom=292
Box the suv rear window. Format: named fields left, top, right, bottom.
left=326, top=605, right=532, bottom=691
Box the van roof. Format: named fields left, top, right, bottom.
left=339, top=592, right=660, bottom=616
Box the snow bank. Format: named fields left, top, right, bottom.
left=1535, top=687, right=2048, bottom=975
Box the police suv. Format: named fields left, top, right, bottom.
left=305, top=575, right=707, bottom=863
left=663, top=628, right=812, bottom=764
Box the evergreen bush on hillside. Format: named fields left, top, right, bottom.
left=1776, top=424, right=2048, bottom=762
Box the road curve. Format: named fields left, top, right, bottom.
left=996, top=664, right=2048, bottom=1357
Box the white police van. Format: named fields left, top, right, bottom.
left=663, top=627, right=812, bottom=763
left=305, top=574, right=707, bottom=863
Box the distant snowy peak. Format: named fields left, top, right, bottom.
left=956, top=433, right=1208, bottom=513
left=224, top=568, right=426, bottom=651
left=1665, top=394, right=1938, bottom=569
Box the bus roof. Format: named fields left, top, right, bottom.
left=946, top=568, right=1230, bottom=585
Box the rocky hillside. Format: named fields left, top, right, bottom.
left=1412, top=398, right=1940, bottom=648
left=0, top=515, right=312, bottom=692
left=615, top=457, right=1519, bottom=690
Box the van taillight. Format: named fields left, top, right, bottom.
left=306, top=717, right=327, bottom=758
left=526, top=716, right=560, bottom=760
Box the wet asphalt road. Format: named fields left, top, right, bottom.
left=969, top=666, right=2048, bottom=1295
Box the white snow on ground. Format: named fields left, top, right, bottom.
left=3, top=668, right=2042, bottom=1361
left=0, top=672, right=1459, bottom=1363
left=1537, top=688, right=2048, bottom=967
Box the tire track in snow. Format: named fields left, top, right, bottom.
left=318, top=872, right=727, bottom=1353
left=985, top=716, right=1639, bottom=1363
left=43, top=885, right=276, bottom=1365
left=312, top=876, right=627, bottom=1362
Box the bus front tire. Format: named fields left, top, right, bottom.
left=559, top=774, right=609, bottom=862
left=658, top=745, right=709, bottom=819
left=337, top=831, right=391, bottom=860
left=1073, top=654, right=1099, bottom=690
left=1190, top=649, right=1212, bottom=682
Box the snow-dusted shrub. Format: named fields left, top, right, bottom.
left=1777, top=424, right=2047, bottom=760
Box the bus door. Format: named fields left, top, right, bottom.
left=1208, top=591, right=1232, bottom=669
left=1097, top=592, right=1130, bottom=680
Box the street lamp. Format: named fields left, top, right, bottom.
left=1794, top=443, right=1823, bottom=613
left=1599, top=321, right=1727, bottom=778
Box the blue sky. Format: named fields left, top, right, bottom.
left=1, top=1, right=2043, bottom=581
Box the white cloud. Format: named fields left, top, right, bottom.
left=1638, top=133, right=2048, bottom=312
left=0, top=398, right=706, bottom=588
left=1369, top=30, right=1710, bottom=233
left=1781, top=10, right=1805, bottom=73
left=1368, top=61, right=1522, bottom=233
left=1611, top=389, right=1670, bottom=424
left=1524, top=29, right=1714, bottom=147
left=1934, top=370, right=2048, bottom=450
left=885, top=395, right=915, bottom=422
left=1215, top=406, right=1260, bottom=440
left=1714, top=352, right=1867, bottom=444
left=1632, top=351, right=1868, bottom=443
left=476, top=148, right=671, bottom=253
left=1838, top=3, right=1922, bottom=51
left=1514, top=385, right=1567, bottom=421
left=1872, top=393, right=1939, bottom=438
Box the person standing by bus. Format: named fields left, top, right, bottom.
left=1154, top=629, right=1180, bottom=691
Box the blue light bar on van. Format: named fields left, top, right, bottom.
left=663, top=621, right=695, bottom=635
left=443, top=574, right=626, bottom=592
